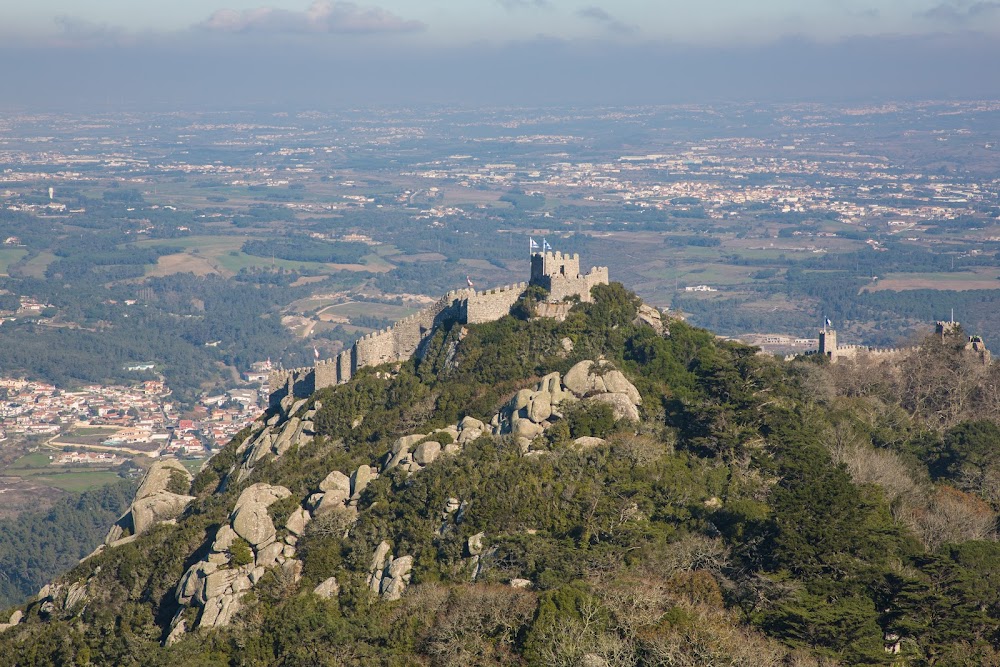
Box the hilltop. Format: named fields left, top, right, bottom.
left=1, top=271, right=1000, bottom=666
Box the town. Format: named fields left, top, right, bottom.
left=0, top=360, right=273, bottom=474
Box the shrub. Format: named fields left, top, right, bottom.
left=229, top=538, right=254, bottom=567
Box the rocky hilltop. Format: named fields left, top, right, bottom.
left=3, top=281, right=1000, bottom=666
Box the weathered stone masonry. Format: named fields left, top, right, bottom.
left=270, top=252, right=608, bottom=407
left=812, top=320, right=990, bottom=364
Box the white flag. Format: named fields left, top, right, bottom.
left=314, top=347, right=320, bottom=360
left=543, top=238, right=553, bottom=252
left=466, top=276, right=474, bottom=288
left=529, top=237, right=540, bottom=251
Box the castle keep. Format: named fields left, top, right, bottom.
left=270, top=251, right=609, bottom=406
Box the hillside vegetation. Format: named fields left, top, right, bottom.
left=0, top=481, right=134, bottom=609
left=1, top=283, right=999, bottom=666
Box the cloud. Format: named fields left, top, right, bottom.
left=200, top=0, right=425, bottom=34
left=51, top=16, right=131, bottom=46
left=920, top=0, right=1000, bottom=21
left=496, top=0, right=550, bottom=9
left=576, top=6, right=636, bottom=34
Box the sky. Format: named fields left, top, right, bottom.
left=2, top=0, right=1000, bottom=108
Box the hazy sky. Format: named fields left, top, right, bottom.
left=2, top=1, right=1000, bottom=108
left=9, top=0, right=1000, bottom=43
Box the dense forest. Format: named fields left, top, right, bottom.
left=0, top=481, right=134, bottom=609
left=0, top=273, right=315, bottom=404
left=2, top=283, right=999, bottom=665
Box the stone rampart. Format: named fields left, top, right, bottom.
left=268, top=367, right=315, bottom=409
left=309, top=288, right=471, bottom=393
left=270, top=251, right=611, bottom=405
left=466, top=282, right=529, bottom=324
left=807, top=324, right=983, bottom=365
left=832, top=345, right=915, bottom=361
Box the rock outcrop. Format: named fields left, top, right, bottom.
left=170, top=482, right=299, bottom=636
left=367, top=541, right=413, bottom=601
left=313, top=576, right=340, bottom=599
left=54, top=355, right=642, bottom=644
left=104, top=459, right=195, bottom=547
left=586, top=392, right=641, bottom=422
left=633, top=303, right=666, bottom=335
left=562, top=360, right=642, bottom=422
left=232, top=404, right=316, bottom=484
left=0, top=610, right=23, bottom=634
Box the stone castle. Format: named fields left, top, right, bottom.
left=269, top=251, right=609, bottom=406
left=814, top=320, right=990, bottom=364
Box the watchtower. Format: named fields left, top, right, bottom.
left=819, top=329, right=838, bottom=360
left=530, top=251, right=581, bottom=285
left=936, top=320, right=961, bottom=341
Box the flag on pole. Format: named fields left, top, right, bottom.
left=529, top=237, right=540, bottom=252
left=543, top=238, right=553, bottom=252
left=314, top=347, right=320, bottom=360
left=825, top=318, right=832, bottom=328
left=466, top=276, right=474, bottom=288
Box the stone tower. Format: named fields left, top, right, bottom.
left=530, top=251, right=581, bottom=284
left=529, top=251, right=607, bottom=302
left=936, top=320, right=960, bottom=341
left=819, top=329, right=838, bottom=360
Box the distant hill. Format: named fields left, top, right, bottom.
left=2, top=282, right=1000, bottom=666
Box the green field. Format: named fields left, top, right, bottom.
left=637, top=262, right=757, bottom=287
left=66, top=426, right=120, bottom=437
left=8, top=452, right=52, bottom=470
left=28, top=472, right=125, bottom=492
left=866, top=270, right=1000, bottom=292
left=179, top=458, right=206, bottom=475
left=135, top=235, right=242, bottom=253
left=214, top=251, right=334, bottom=274
left=18, top=251, right=56, bottom=278
left=7, top=451, right=125, bottom=492
left=136, top=235, right=390, bottom=277
left=317, top=301, right=415, bottom=320
left=0, top=248, right=28, bottom=275
left=52, top=426, right=124, bottom=446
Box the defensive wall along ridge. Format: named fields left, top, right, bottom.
left=270, top=252, right=609, bottom=407
left=809, top=321, right=991, bottom=364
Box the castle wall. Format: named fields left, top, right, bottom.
left=272, top=251, right=611, bottom=405
left=534, top=302, right=573, bottom=321
left=831, top=345, right=915, bottom=362
left=586, top=267, right=610, bottom=296
left=312, top=289, right=471, bottom=392
left=268, top=367, right=315, bottom=409
left=314, top=358, right=338, bottom=391
left=337, top=351, right=351, bottom=384
left=811, top=327, right=930, bottom=364
left=466, top=282, right=528, bottom=324
left=353, top=328, right=398, bottom=371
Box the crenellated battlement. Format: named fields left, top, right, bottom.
left=810, top=322, right=989, bottom=365
left=471, top=281, right=528, bottom=299
left=270, top=250, right=610, bottom=407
